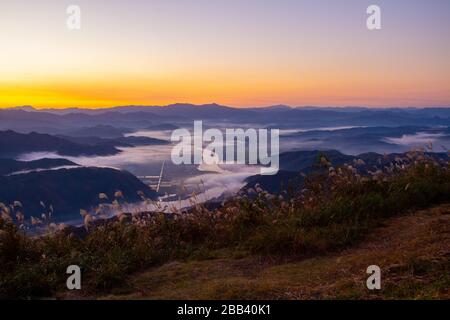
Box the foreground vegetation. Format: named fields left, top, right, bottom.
left=102, top=204, right=450, bottom=300
left=1, top=151, right=449, bottom=299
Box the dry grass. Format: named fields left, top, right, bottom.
left=99, top=205, right=450, bottom=300
left=1, top=153, right=449, bottom=299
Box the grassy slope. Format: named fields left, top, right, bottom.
left=3, top=158, right=448, bottom=299
left=98, top=205, right=450, bottom=300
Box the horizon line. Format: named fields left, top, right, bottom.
left=3, top=103, right=450, bottom=111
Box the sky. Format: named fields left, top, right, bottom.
left=0, top=0, right=449, bottom=109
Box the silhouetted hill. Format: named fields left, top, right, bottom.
left=0, top=158, right=78, bottom=176
left=0, top=130, right=120, bottom=157
left=244, top=150, right=449, bottom=193
left=245, top=170, right=305, bottom=194
left=279, top=150, right=355, bottom=171
left=0, top=167, right=157, bottom=221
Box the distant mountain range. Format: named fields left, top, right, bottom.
left=2, top=105, right=449, bottom=135
left=65, top=125, right=132, bottom=138
left=146, top=123, right=180, bottom=131
left=58, top=134, right=169, bottom=147
left=280, top=126, right=450, bottom=154
left=0, top=167, right=157, bottom=221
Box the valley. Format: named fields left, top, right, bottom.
left=1, top=105, right=450, bottom=226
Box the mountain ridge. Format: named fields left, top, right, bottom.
left=0, top=167, right=157, bottom=221
left=0, top=130, right=120, bottom=157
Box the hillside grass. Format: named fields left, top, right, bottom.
left=101, top=205, right=450, bottom=300
left=1, top=154, right=449, bottom=299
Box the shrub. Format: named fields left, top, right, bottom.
left=0, top=156, right=449, bottom=298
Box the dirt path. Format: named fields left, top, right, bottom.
left=101, top=205, right=450, bottom=300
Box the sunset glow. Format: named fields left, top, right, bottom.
left=1, top=0, right=449, bottom=109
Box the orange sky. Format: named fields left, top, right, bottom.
left=1, top=0, right=449, bottom=109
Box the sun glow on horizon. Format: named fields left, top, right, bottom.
left=1, top=0, right=449, bottom=109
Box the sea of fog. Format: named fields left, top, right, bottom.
left=384, top=132, right=447, bottom=148
left=16, top=127, right=448, bottom=224
left=18, top=126, right=442, bottom=196
left=16, top=129, right=264, bottom=223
